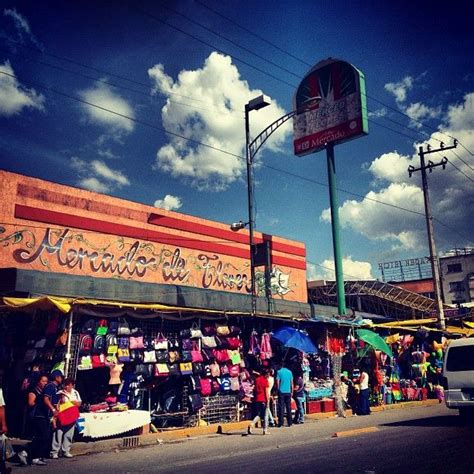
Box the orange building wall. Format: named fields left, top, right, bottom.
left=0, top=170, right=308, bottom=302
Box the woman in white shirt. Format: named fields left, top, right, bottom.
left=51, top=378, right=81, bottom=459
left=358, top=370, right=371, bottom=415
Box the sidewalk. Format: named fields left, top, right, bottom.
left=67, top=399, right=439, bottom=456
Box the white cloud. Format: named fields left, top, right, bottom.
left=154, top=194, right=183, bottom=211
left=320, top=93, right=474, bottom=250
left=71, top=157, right=130, bottom=193
left=148, top=52, right=290, bottom=191
left=79, top=82, right=135, bottom=134
left=3, top=8, right=42, bottom=48
left=385, top=76, right=413, bottom=103
left=405, top=102, right=441, bottom=128
left=368, top=107, right=387, bottom=118
left=0, top=61, right=45, bottom=116
left=307, top=257, right=374, bottom=281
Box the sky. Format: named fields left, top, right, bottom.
left=0, top=0, right=473, bottom=283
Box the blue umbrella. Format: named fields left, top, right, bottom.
left=272, top=326, right=317, bottom=353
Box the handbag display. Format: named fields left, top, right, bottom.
left=154, top=363, right=170, bottom=377
left=77, top=355, right=93, bottom=370
left=230, top=377, right=240, bottom=391
left=201, top=336, right=217, bottom=349
left=117, top=348, right=131, bottom=362
left=228, top=349, right=242, bottom=365
left=190, top=323, right=202, bottom=339
left=92, top=354, right=106, bottom=368
left=202, top=324, right=216, bottom=336
left=154, top=334, right=168, bottom=350
left=193, top=362, right=204, bottom=375
left=168, top=363, right=179, bottom=376
left=228, top=364, right=240, bottom=377
left=168, top=338, right=180, bottom=351
left=181, top=351, right=193, bottom=363
left=156, top=350, right=168, bottom=363
left=200, top=378, right=212, bottom=396
left=130, top=336, right=145, bottom=350
left=117, top=319, right=131, bottom=336
left=213, top=349, right=230, bottom=363
left=182, top=339, right=193, bottom=351
left=229, top=325, right=241, bottom=336
left=96, top=319, right=108, bottom=336
left=143, top=350, right=157, bottom=364
left=220, top=364, right=229, bottom=376
left=226, top=337, right=241, bottom=350
left=179, top=362, right=193, bottom=375
left=209, top=362, right=220, bottom=378
left=216, top=324, right=230, bottom=336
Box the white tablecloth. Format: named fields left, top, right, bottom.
left=79, top=410, right=151, bottom=438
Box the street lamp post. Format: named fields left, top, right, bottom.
left=244, top=95, right=270, bottom=317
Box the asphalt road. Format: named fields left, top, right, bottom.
left=22, top=404, right=474, bottom=474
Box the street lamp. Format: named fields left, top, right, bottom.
left=245, top=95, right=270, bottom=317
left=238, top=94, right=322, bottom=317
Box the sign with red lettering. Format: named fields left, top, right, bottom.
left=293, top=58, right=368, bottom=156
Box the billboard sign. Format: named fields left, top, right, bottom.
left=293, top=58, right=368, bottom=156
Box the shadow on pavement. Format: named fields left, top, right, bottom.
left=382, top=414, right=474, bottom=428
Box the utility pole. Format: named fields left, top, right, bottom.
left=408, top=140, right=457, bottom=330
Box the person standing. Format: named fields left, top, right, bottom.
left=276, top=363, right=293, bottom=427
left=50, top=378, right=81, bottom=459
left=43, top=370, right=63, bottom=459
left=265, top=368, right=276, bottom=428
left=358, top=368, right=371, bottom=415
left=27, top=374, right=50, bottom=466
left=248, top=369, right=269, bottom=435
left=293, top=370, right=305, bottom=424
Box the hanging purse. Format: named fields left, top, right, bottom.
left=168, top=338, right=180, bottom=351
left=78, top=355, right=93, bottom=370
left=228, top=364, right=240, bottom=377
left=201, top=336, right=217, bottom=349
left=154, top=363, right=170, bottom=377
left=202, top=348, right=215, bottom=362
left=144, top=350, right=157, bottom=364
left=179, top=362, right=193, bottom=375
left=117, top=348, right=131, bottom=362
left=156, top=351, right=168, bottom=363
left=154, top=333, right=168, bottom=350
left=117, top=318, right=131, bottom=336
left=193, top=362, right=204, bottom=375
left=96, top=319, right=108, bottom=336
left=182, top=339, right=193, bottom=351
left=213, top=349, right=230, bottom=363
left=92, top=354, right=106, bottom=368
left=200, top=378, right=212, bottom=396
left=228, top=349, right=241, bottom=365
left=105, top=355, right=118, bottom=366
left=181, top=351, right=193, bottom=363
left=209, top=362, right=220, bottom=378
left=130, top=336, right=145, bottom=350
left=229, top=325, right=241, bottom=336
left=216, top=324, right=230, bottom=336
left=226, top=337, right=241, bottom=350
left=202, top=324, right=216, bottom=336
left=190, top=323, right=202, bottom=339
left=230, top=377, right=240, bottom=391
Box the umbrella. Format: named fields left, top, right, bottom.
left=272, top=326, right=317, bottom=353
left=356, top=329, right=393, bottom=357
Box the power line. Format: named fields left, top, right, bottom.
left=193, top=1, right=474, bottom=157
left=0, top=48, right=244, bottom=120
left=0, top=70, right=242, bottom=161
left=135, top=7, right=296, bottom=89
left=450, top=149, right=474, bottom=171
left=447, top=158, right=474, bottom=182
left=160, top=3, right=302, bottom=80
left=1, top=70, right=470, bottom=244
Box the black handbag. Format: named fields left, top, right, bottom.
left=156, top=350, right=168, bottom=363
left=193, top=362, right=204, bottom=375
left=168, top=363, right=179, bottom=376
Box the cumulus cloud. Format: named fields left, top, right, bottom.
left=385, top=76, right=413, bottom=103
left=320, top=93, right=474, bottom=250
left=307, top=257, right=374, bottom=281
left=148, top=52, right=290, bottom=191
left=0, top=61, right=45, bottom=116
left=154, top=194, right=183, bottom=211
left=71, top=157, right=130, bottom=193
left=405, top=102, right=441, bottom=128
left=79, top=82, right=135, bottom=134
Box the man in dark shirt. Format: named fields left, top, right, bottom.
left=43, top=370, right=63, bottom=460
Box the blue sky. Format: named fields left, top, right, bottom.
left=0, top=0, right=473, bottom=282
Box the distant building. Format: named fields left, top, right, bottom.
left=389, top=278, right=434, bottom=300
left=440, top=248, right=474, bottom=305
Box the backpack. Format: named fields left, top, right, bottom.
left=93, top=335, right=106, bottom=354
left=79, top=334, right=93, bottom=355
left=106, top=334, right=118, bottom=348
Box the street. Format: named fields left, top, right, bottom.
left=23, top=404, right=474, bottom=474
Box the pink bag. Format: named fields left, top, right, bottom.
left=200, top=378, right=212, bottom=396
left=192, top=350, right=203, bottom=363
left=130, top=336, right=145, bottom=350
left=228, top=364, right=240, bottom=377
left=213, top=349, right=230, bottom=363
left=259, top=332, right=272, bottom=360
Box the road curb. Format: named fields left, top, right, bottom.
left=70, top=399, right=440, bottom=456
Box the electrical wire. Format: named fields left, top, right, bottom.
left=447, top=159, right=474, bottom=183
left=1, top=69, right=471, bottom=243
left=193, top=0, right=474, bottom=157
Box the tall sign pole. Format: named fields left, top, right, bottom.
left=326, top=142, right=346, bottom=314
left=408, top=141, right=457, bottom=330
left=293, top=58, right=368, bottom=316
